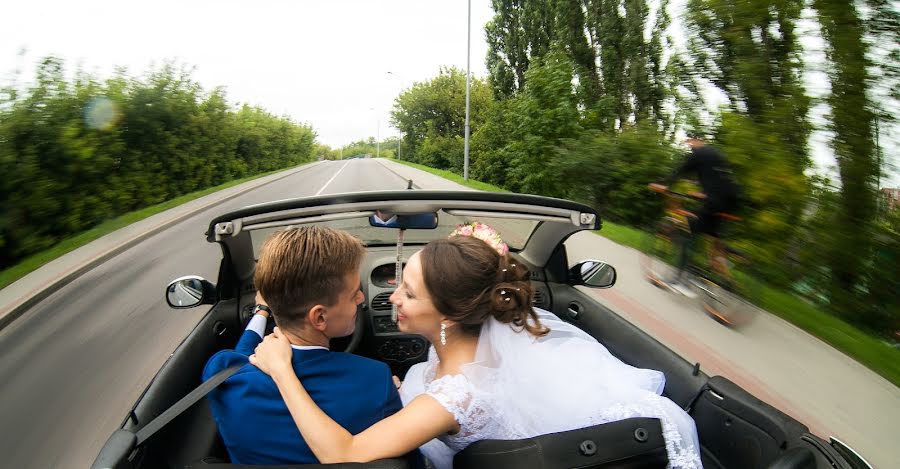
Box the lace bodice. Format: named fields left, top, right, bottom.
left=419, top=349, right=511, bottom=452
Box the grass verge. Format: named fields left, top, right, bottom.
left=739, top=273, right=900, bottom=387
left=0, top=167, right=295, bottom=291
left=593, top=221, right=648, bottom=250
left=393, top=160, right=510, bottom=193
left=395, top=159, right=900, bottom=387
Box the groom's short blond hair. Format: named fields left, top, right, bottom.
left=254, top=226, right=365, bottom=330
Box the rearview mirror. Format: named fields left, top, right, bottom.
left=569, top=260, right=616, bottom=288
left=369, top=210, right=438, bottom=229
left=165, top=275, right=216, bottom=308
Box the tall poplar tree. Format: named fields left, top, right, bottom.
left=813, top=0, right=879, bottom=314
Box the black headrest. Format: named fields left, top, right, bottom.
left=453, top=417, right=668, bottom=469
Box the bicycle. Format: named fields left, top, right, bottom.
left=641, top=185, right=757, bottom=327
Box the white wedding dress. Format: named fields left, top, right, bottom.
left=399, top=308, right=703, bottom=469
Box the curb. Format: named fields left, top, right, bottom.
left=374, top=159, right=422, bottom=189
left=0, top=162, right=325, bottom=331
left=375, top=159, right=474, bottom=191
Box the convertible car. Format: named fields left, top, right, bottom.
left=93, top=190, right=871, bottom=469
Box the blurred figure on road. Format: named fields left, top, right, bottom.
left=654, top=134, right=742, bottom=294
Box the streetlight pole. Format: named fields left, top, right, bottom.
left=369, top=107, right=380, bottom=158
left=463, top=0, right=471, bottom=181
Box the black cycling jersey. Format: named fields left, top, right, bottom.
left=667, top=145, right=740, bottom=200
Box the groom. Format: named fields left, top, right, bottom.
left=203, top=226, right=403, bottom=465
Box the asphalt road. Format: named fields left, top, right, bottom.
left=0, top=159, right=414, bottom=469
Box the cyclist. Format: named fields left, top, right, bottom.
left=651, top=134, right=741, bottom=297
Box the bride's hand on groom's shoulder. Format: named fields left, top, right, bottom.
left=392, top=375, right=402, bottom=389
left=250, top=327, right=293, bottom=378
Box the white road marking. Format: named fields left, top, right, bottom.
left=316, top=161, right=350, bottom=195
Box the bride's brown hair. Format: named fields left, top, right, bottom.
left=419, top=236, right=549, bottom=337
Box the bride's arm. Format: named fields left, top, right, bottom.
left=251, top=328, right=458, bottom=463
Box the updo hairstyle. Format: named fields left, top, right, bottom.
left=419, top=236, right=548, bottom=337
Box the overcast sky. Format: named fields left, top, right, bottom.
left=1, top=0, right=494, bottom=147
left=2, top=0, right=896, bottom=185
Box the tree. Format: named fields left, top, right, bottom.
left=473, top=47, right=582, bottom=197
left=865, top=0, right=899, bottom=171
left=486, top=0, right=675, bottom=132
left=0, top=57, right=316, bottom=270
left=813, top=0, right=880, bottom=317
left=485, top=0, right=547, bottom=98
left=555, top=126, right=676, bottom=226
left=390, top=68, right=493, bottom=172
left=685, top=0, right=810, bottom=171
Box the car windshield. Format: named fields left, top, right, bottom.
left=250, top=211, right=538, bottom=259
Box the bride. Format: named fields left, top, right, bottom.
left=250, top=224, right=703, bottom=468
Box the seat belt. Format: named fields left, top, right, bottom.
left=134, top=363, right=243, bottom=444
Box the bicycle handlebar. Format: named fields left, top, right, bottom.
left=666, top=189, right=695, bottom=199
left=650, top=184, right=742, bottom=221
left=649, top=184, right=702, bottom=200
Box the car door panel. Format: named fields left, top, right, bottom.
left=122, top=299, right=241, bottom=468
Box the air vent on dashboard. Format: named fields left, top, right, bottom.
left=371, top=292, right=394, bottom=312
left=532, top=289, right=548, bottom=308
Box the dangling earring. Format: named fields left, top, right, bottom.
left=440, top=322, right=447, bottom=346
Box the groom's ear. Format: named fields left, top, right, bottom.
left=307, top=305, right=328, bottom=332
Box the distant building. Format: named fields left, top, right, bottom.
left=881, top=188, right=900, bottom=210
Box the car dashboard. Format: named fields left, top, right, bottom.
left=357, top=246, right=429, bottom=375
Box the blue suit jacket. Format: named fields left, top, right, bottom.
left=203, top=329, right=402, bottom=465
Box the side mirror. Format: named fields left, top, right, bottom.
left=569, top=260, right=617, bottom=289
left=165, top=275, right=216, bottom=308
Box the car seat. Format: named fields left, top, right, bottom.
left=453, top=417, right=668, bottom=468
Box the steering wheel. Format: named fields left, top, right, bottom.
left=342, top=304, right=366, bottom=353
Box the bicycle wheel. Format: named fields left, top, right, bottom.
left=641, top=218, right=683, bottom=289
left=695, top=259, right=757, bottom=327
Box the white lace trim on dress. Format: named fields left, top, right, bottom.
left=422, top=351, right=508, bottom=452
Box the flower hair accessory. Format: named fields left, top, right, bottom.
left=451, top=222, right=509, bottom=256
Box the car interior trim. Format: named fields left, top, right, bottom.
left=444, top=209, right=575, bottom=225
left=241, top=211, right=376, bottom=232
